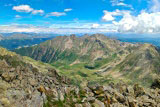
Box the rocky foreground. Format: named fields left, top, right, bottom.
left=1, top=63, right=160, bottom=107
left=42, top=79, right=160, bottom=107
left=0, top=47, right=160, bottom=107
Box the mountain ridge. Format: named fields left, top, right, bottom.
left=14, top=34, right=160, bottom=87
left=14, top=34, right=138, bottom=63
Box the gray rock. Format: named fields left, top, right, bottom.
left=86, top=97, right=95, bottom=103
left=93, top=99, right=105, bottom=107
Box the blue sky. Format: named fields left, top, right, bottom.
left=0, top=0, right=160, bottom=34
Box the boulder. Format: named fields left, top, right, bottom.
left=86, top=97, right=95, bottom=103
left=29, top=78, right=38, bottom=86
left=127, top=86, right=134, bottom=96
left=82, top=102, right=91, bottom=107
left=93, top=99, right=105, bottom=107
left=1, top=72, right=16, bottom=82
left=114, top=92, right=126, bottom=103
left=75, top=104, right=83, bottom=107
left=127, top=96, right=138, bottom=107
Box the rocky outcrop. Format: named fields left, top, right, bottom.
left=0, top=62, right=70, bottom=107
left=44, top=82, right=160, bottom=107
left=0, top=48, right=70, bottom=107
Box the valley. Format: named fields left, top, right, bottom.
left=14, top=34, right=160, bottom=87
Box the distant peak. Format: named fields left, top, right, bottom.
left=70, top=34, right=76, bottom=37
left=70, top=34, right=76, bottom=40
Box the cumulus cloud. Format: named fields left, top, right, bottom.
left=109, top=0, right=160, bottom=33
left=115, top=11, right=160, bottom=33
left=64, top=8, right=72, bottom=12
left=102, top=9, right=130, bottom=21
left=101, top=0, right=160, bottom=34
left=102, top=11, right=115, bottom=21
left=13, top=5, right=33, bottom=12
left=46, top=12, right=66, bottom=17
left=13, top=5, right=44, bottom=15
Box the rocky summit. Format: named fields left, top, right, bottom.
left=0, top=46, right=160, bottom=107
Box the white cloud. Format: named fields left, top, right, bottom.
left=32, top=9, right=44, bottom=15
left=102, top=9, right=131, bottom=21
left=50, top=23, right=99, bottom=29
left=149, top=0, right=160, bottom=12
left=107, top=0, right=160, bottom=33
left=15, top=15, right=22, bottom=18
left=49, top=23, right=117, bottom=33
left=111, top=0, right=133, bottom=9
left=46, top=12, right=66, bottom=17
left=101, top=2, right=160, bottom=34
left=92, top=24, right=100, bottom=28
left=13, top=5, right=44, bottom=15
left=13, top=5, right=33, bottom=12
left=46, top=8, right=72, bottom=17
left=0, top=23, right=117, bottom=34
left=115, top=11, right=160, bottom=33
left=116, top=2, right=127, bottom=6
left=102, top=11, right=115, bottom=21
left=64, top=8, right=72, bottom=12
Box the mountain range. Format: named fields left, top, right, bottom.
left=0, top=33, right=56, bottom=50
left=14, top=34, right=160, bottom=87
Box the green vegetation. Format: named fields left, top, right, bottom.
left=54, top=61, right=115, bottom=86
left=85, top=53, right=117, bottom=70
